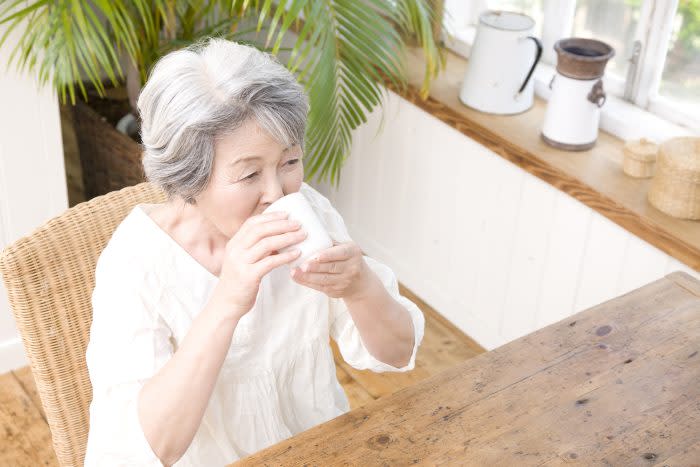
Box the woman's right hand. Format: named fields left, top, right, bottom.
left=216, top=211, right=306, bottom=319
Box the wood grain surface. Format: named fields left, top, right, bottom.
left=231, top=272, right=700, bottom=466
left=0, top=370, right=58, bottom=466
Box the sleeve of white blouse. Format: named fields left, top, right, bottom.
left=330, top=255, right=426, bottom=372
left=302, top=183, right=425, bottom=373
left=83, top=256, right=173, bottom=467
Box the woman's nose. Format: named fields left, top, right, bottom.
left=263, top=176, right=285, bottom=204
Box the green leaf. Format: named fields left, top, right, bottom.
left=0, top=0, right=445, bottom=188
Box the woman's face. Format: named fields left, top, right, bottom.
left=193, top=117, right=304, bottom=238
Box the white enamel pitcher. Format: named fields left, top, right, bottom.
left=459, top=10, right=542, bottom=115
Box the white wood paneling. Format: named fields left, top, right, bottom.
left=469, top=153, right=524, bottom=340
left=616, top=230, right=670, bottom=296
left=500, top=173, right=557, bottom=342
left=310, top=89, right=699, bottom=351
left=0, top=21, right=68, bottom=372
left=535, top=190, right=593, bottom=330
left=573, top=213, right=630, bottom=312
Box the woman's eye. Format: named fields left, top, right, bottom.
left=240, top=160, right=298, bottom=182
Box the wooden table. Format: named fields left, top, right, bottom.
left=231, top=272, right=700, bottom=466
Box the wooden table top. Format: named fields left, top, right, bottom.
left=231, top=272, right=700, bottom=466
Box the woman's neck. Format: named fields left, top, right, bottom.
left=149, top=199, right=229, bottom=269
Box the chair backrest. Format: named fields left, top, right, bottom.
left=0, top=182, right=166, bottom=467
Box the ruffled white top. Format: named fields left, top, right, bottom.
left=83, top=182, right=425, bottom=466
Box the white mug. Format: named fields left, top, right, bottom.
left=262, top=192, right=333, bottom=269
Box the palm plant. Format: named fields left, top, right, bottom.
left=0, top=0, right=446, bottom=186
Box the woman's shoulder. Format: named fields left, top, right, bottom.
left=94, top=205, right=167, bottom=285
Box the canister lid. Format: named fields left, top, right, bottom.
left=554, top=38, right=615, bottom=80
left=623, top=138, right=658, bottom=162
left=479, top=10, right=535, bottom=31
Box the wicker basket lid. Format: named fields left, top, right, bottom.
left=658, top=137, right=700, bottom=183
left=623, top=138, right=658, bottom=162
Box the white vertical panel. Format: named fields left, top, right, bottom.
left=370, top=93, right=401, bottom=243
left=0, top=67, right=68, bottom=242
left=353, top=102, right=387, bottom=243
left=330, top=103, right=378, bottom=230
left=574, top=213, right=629, bottom=312
left=0, top=18, right=68, bottom=372
left=446, top=139, right=502, bottom=318
left=428, top=122, right=462, bottom=306
left=38, top=88, right=66, bottom=215
left=406, top=114, right=443, bottom=291
left=372, top=92, right=409, bottom=256
left=394, top=98, right=466, bottom=307
left=536, top=193, right=593, bottom=329
left=470, top=153, right=525, bottom=329
left=338, top=113, right=364, bottom=228
left=500, top=173, right=557, bottom=342
left=380, top=97, right=414, bottom=270
left=391, top=112, right=437, bottom=284
left=616, top=234, right=670, bottom=295
left=0, top=133, right=10, bottom=247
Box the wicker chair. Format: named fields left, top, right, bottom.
left=0, top=182, right=166, bottom=467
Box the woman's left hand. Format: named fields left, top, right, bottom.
left=290, top=240, right=372, bottom=299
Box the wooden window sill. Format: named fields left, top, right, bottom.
left=387, top=46, right=700, bottom=272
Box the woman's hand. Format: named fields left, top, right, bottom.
left=216, top=211, right=307, bottom=319
left=290, top=240, right=373, bottom=300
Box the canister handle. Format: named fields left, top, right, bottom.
left=587, top=79, right=607, bottom=108
left=517, top=36, right=543, bottom=94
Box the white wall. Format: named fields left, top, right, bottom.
left=0, top=24, right=68, bottom=372
left=310, top=89, right=699, bottom=351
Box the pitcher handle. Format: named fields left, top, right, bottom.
left=517, top=36, right=543, bottom=94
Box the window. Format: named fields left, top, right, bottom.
left=572, top=1, right=642, bottom=80
left=443, top=0, right=699, bottom=137
left=654, top=2, right=700, bottom=129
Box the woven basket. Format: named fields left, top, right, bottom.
left=622, top=138, right=658, bottom=178
left=0, top=182, right=166, bottom=467
left=71, top=100, right=145, bottom=200
left=648, top=137, right=700, bottom=220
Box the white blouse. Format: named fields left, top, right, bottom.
left=84, top=182, right=425, bottom=466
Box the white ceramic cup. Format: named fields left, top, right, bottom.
left=262, top=192, right=333, bottom=269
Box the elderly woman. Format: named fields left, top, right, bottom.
left=84, top=37, right=425, bottom=466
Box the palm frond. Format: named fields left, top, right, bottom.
left=394, top=0, right=446, bottom=99
left=245, top=0, right=444, bottom=187
left=0, top=0, right=146, bottom=104
left=0, top=0, right=445, bottom=189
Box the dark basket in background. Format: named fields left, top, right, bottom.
left=71, top=100, right=145, bottom=200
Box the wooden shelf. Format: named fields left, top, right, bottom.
left=390, top=46, right=700, bottom=272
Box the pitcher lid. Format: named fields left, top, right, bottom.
left=479, top=10, right=535, bottom=31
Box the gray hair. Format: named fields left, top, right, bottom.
left=137, top=37, right=309, bottom=204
